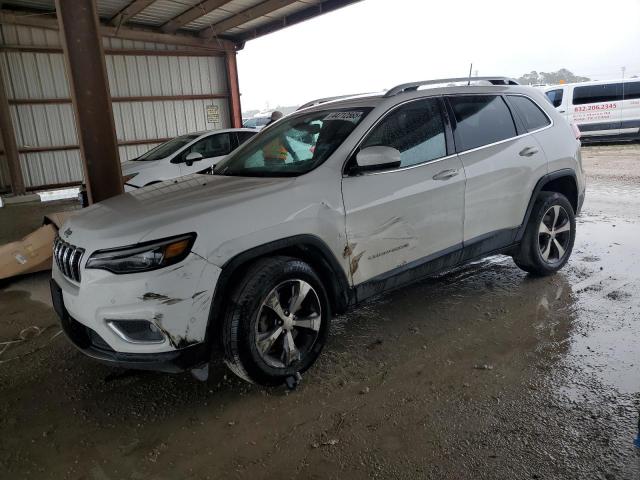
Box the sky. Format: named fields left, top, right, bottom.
left=236, top=0, right=640, bottom=112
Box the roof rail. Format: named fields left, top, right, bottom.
left=383, top=77, right=519, bottom=97
left=297, top=92, right=376, bottom=111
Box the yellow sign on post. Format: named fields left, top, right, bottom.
left=206, top=105, right=220, bottom=123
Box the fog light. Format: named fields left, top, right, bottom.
left=106, top=320, right=165, bottom=344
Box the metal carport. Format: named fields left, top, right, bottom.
left=0, top=0, right=361, bottom=201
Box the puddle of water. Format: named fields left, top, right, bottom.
left=560, top=193, right=640, bottom=396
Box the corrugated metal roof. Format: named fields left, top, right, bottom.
left=2, top=0, right=361, bottom=42
left=128, top=0, right=201, bottom=27
left=182, top=0, right=265, bottom=31
left=4, top=0, right=132, bottom=18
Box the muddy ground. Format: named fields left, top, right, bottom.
left=1, top=144, right=639, bottom=479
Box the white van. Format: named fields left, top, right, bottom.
left=543, top=79, right=640, bottom=142
left=122, top=128, right=257, bottom=191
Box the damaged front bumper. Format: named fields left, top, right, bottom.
left=51, top=251, right=221, bottom=372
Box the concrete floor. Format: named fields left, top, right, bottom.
left=1, top=145, right=639, bottom=479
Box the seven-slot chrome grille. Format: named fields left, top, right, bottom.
left=53, top=236, right=85, bottom=282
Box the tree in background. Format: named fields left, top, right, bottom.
left=517, top=69, right=590, bottom=85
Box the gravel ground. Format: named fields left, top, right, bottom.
left=1, top=144, right=639, bottom=479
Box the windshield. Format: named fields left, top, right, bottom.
left=215, top=108, right=371, bottom=177
left=243, top=117, right=270, bottom=128
left=134, top=134, right=199, bottom=161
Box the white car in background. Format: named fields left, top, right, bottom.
left=122, top=128, right=257, bottom=191
left=242, top=115, right=271, bottom=131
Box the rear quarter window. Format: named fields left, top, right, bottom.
left=508, top=95, right=551, bottom=132
left=448, top=95, right=517, bottom=151
left=545, top=89, right=564, bottom=108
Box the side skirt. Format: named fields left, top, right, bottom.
left=354, top=228, right=518, bottom=304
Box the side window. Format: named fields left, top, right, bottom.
left=360, top=98, right=446, bottom=168
left=572, top=83, right=622, bottom=105
left=508, top=95, right=551, bottom=132
left=448, top=95, right=517, bottom=151
left=237, top=132, right=257, bottom=144
left=191, top=133, right=232, bottom=158
left=623, top=81, right=640, bottom=100
left=545, top=89, right=564, bottom=108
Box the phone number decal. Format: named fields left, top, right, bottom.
left=574, top=103, right=617, bottom=112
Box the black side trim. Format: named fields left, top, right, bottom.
left=205, top=235, right=352, bottom=348
left=438, top=97, right=456, bottom=156
left=460, top=228, right=517, bottom=262
left=355, top=228, right=518, bottom=303
left=515, top=169, right=577, bottom=242
left=578, top=119, right=640, bottom=133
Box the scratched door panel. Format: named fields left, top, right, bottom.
left=342, top=155, right=465, bottom=285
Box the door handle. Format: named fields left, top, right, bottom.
left=558, top=110, right=566, bottom=113
left=432, top=169, right=459, bottom=181
left=519, top=147, right=539, bottom=157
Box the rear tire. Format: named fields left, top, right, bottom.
left=513, top=191, right=576, bottom=276
left=222, top=256, right=330, bottom=385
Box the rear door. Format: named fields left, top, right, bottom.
left=447, top=94, right=548, bottom=247
left=569, top=82, right=623, bottom=137
left=342, top=97, right=466, bottom=285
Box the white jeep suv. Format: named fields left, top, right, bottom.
left=51, top=77, right=585, bottom=385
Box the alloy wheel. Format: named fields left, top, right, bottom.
left=255, top=279, right=322, bottom=369
left=538, top=205, right=571, bottom=264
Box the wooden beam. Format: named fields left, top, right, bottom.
left=0, top=44, right=225, bottom=57
left=0, top=9, right=237, bottom=52
left=225, top=50, right=242, bottom=128
left=0, top=57, right=25, bottom=195
left=4, top=137, right=172, bottom=155
left=109, top=0, right=157, bottom=26
left=55, top=0, right=123, bottom=204
left=26, top=180, right=82, bottom=192
left=161, top=0, right=232, bottom=34
left=8, top=93, right=229, bottom=105
left=199, top=0, right=297, bottom=38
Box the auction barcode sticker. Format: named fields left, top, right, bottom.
left=324, top=111, right=363, bottom=122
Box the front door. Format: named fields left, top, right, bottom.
left=177, top=132, right=233, bottom=176
left=342, top=97, right=466, bottom=286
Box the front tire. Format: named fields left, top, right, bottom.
left=513, top=191, right=576, bottom=276
left=222, top=256, right=330, bottom=385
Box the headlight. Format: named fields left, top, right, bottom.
left=86, top=234, right=196, bottom=274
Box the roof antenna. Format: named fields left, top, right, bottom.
left=467, top=63, right=473, bottom=85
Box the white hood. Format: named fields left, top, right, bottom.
left=61, top=174, right=293, bottom=252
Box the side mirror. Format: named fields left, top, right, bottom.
left=184, top=151, right=203, bottom=166
left=354, top=146, right=401, bottom=173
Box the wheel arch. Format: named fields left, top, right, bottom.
left=204, top=235, right=352, bottom=352
left=516, top=169, right=578, bottom=242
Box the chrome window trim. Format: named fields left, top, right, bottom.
left=446, top=93, right=554, bottom=156
left=342, top=91, right=555, bottom=177
left=354, top=154, right=459, bottom=176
